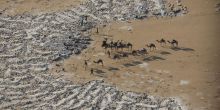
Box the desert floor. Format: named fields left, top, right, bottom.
left=1, top=0, right=220, bottom=110
left=0, top=0, right=83, bottom=15
left=51, top=0, right=220, bottom=109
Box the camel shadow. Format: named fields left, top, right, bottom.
left=143, top=56, right=166, bottom=62
left=94, top=69, right=106, bottom=78
left=123, top=63, right=136, bottom=67
left=170, top=47, right=195, bottom=52
left=132, top=61, right=143, bottom=65
left=160, top=51, right=171, bottom=55
left=95, top=69, right=105, bottom=74
left=123, top=61, right=143, bottom=67
left=108, top=67, right=120, bottom=71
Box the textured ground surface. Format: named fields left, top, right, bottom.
left=52, top=0, right=220, bottom=110
left=0, top=0, right=219, bottom=110
left=0, top=0, right=187, bottom=110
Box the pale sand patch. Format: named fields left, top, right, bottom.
left=180, top=80, right=190, bottom=86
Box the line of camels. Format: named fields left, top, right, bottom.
left=85, top=38, right=178, bottom=74
left=101, top=38, right=178, bottom=56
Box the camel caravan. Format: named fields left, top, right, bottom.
left=83, top=37, right=179, bottom=75
left=101, top=38, right=178, bottom=58
left=101, top=38, right=133, bottom=51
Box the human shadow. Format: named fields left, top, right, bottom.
left=143, top=56, right=166, bottom=62
left=170, top=47, right=195, bottom=52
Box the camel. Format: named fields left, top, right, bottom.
left=112, top=40, right=120, bottom=50
left=101, top=39, right=108, bottom=48
left=156, top=38, right=166, bottom=46
left=138, top=48, right=148, bottom=55
left=113, top=54, right=120, bottom=60
left=102, top=39, right=133, bottom=52
left=117, top=41, right=124, bottom=51
left=167, top=39, right=178, bottom=47
left=131, top=50, right=138, bottom=56
left=126, top=42, right=133, bottom=51
left=110, top=41, right=114, bottom=50
left=146, top=43, right=156, bottom=51
left=101, top=39, right=111, bottom=52
left=93, top=59, right=104, bottom=66
left=117, top=41, right=133, bottom=51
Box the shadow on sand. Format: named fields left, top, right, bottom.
left=132, top=61, right=142, bottom=65
left=123, top=63, right=136, bottom=67
left=123, top=61, right=143, bottom=67
left=160, top=51, right=171, bottom=55
left=143, top=56, right=166, bottom=62
left=108, top=67, right=120, bottom=71
left=94, top=69, right=106, bottom=78
left=170, top=47, right=195, bottom=51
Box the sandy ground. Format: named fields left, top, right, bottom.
left=50, top=0, right=220, bottom=110
left=0, top=0, right=83, bottom=15
left=1, top=0, right=220, bottom=110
